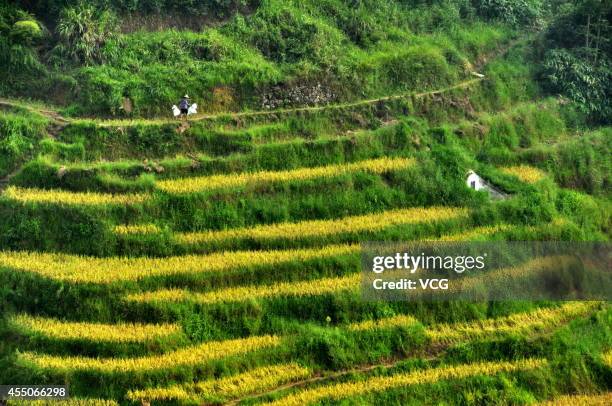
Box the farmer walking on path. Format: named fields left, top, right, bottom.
left=178, top=94, right=190, bottom=118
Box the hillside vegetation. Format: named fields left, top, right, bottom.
left=0, top=0, right=610, bottom=405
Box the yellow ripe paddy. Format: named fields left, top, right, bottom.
left=349, top=315, right=419, bottom=332
left=9, top=314, right=182, bottom=344
left=177, top=206, right=468, bottom=245
left=19, top=335, right=279, bottom=374
left=500, top=165, right=546, bottom=183
left=266, top=358, right=546, bottom=406
left=113, top=224, right=161, bottom=235
left=537, top=392, right=612, bottom=406
left=156, top=156, right=415, bottom=193
left=126, top=363, right=311, bottom=402
left=126, top=273, right=361, bottom=305
left=437, top=224, right=512, bottom=241
left=603, top=350, right=612, bottom=367
left=346, top=302, right=596, bottom=338
left=427, top=302, right=598, bottom=343
left=3, top=186, right=149, bottom=206
left=0, top=244, right=358, bottom=284
left=123, top=255, right=575, bottom=306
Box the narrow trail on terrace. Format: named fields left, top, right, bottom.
left=224, top=355, right=437, bottom=406
left=224, top=316, right=578, bottom=406
left=0, top=99, right=69, bottom=125
left=0, top=101, right=67, bottom=192
left=1, top=79, right=482, bottom=129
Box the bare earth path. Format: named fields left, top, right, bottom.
left=1, top=79, right=482, bottom=128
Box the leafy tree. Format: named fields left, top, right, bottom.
left=540, top=0, right=611, bottom=123
left=542, top=49, right=611, bottom=122
left=473, top=0, right=543, bottom=27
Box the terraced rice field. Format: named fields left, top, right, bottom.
left=126, top=364, right=312, bottom=403
left=265, top=358, right=546, bottom=406
left=19, top=335, right=280, bottom=374
left=537, top=392, right=612, bottom=405
left=156, top=157, right=415, bottom=193
left=4, top=186, right=150, bottom=206
left=174, top=206, right=468, bottom=245
left=9, top=314, right=183, bottom=344
left=499, top=165, right=547, bottom=184
left=0, top=59, right=609, bottom=405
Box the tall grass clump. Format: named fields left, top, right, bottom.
left=0, top=111, right=48, bottom=177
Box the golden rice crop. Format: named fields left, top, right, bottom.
left=2, top=237, right=570, bottom=288
left=427, top=302, right=598, bottom=343
left=266, top=358, right=546, bottom=406
left=537, top=392, right=612, bottom=406
left=439, top=220, right=573, bottom=242
left=9, top=314, right=182, bottom=343
left=0, top=244, right=358, bottom=284
left=437, top=224, right=512, bottom=241
left=157, top=157, right=415, bottom=193
left=177, top=207, right=468, bottom=245
left=500, top=165, right=546, bottom=184
left=346, top=302, right=596, bottom=339
left=126, top=273, right=361, bottom=305
left=3, top=222, right=532, bottom=285
left=19, top=335, right=279, bottom=374
left=603, top=350, right=612, bottom=367
left=4, top=186, right=149, bottom=206
left=113, top=224, right=161, bottom=235
left=127, top=363, right=311, bottom=402
left=348, top=315, right=419, bottom=332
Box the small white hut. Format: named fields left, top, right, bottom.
left=466, top=170, right=509, bottom=200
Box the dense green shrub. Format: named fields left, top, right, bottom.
left=240, top=2, right=334, bottom=63
left=16, top=0, right=260, bottom=19
left=0, top=4, right=45, bottom=78
left=474, top=0, right=543, bottom=27
left=541, top=49, right=611, bottom=123
left=10, top=20, right=42, bottom=44
left=538, top=0, right=612, bottom=124
left=520, top=128, right=611, bottom=195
